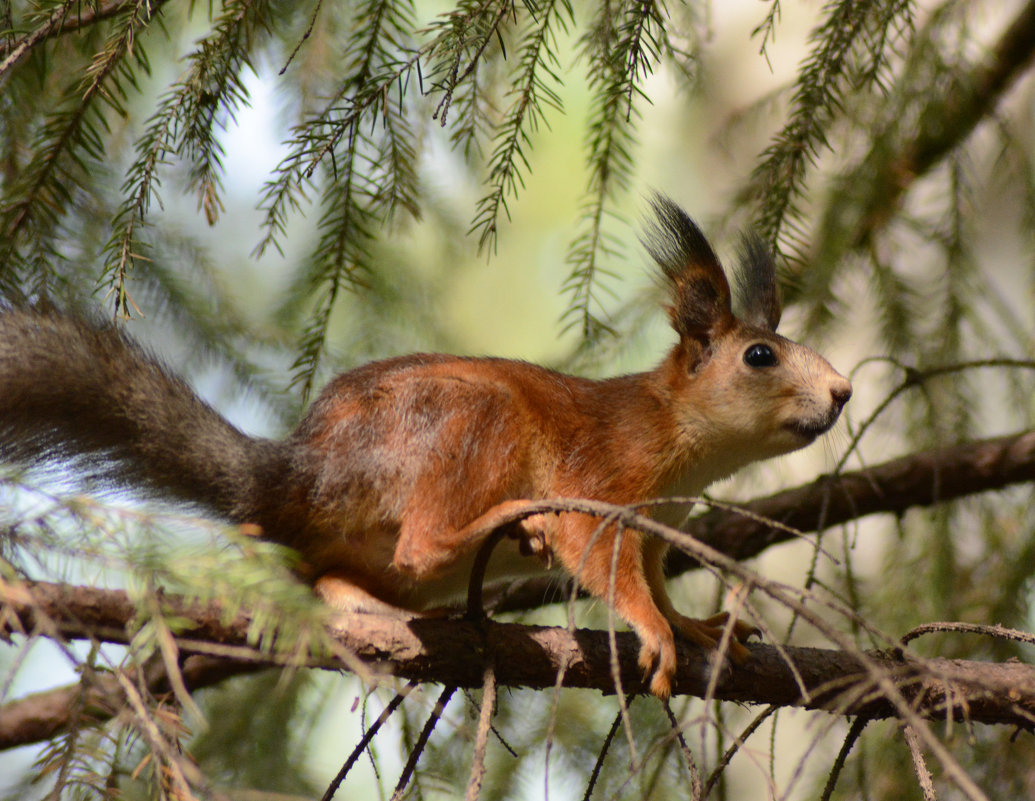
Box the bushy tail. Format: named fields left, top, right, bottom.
left=0, top=307, right=285, bottom=522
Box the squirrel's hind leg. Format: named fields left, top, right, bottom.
left=315, top=571, right=428, bottom=618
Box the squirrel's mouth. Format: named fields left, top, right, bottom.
left=785, top=412, right=840, bottom=441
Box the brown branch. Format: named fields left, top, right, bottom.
left=0, top=650, right=264, bottom=750
left=3, top=580, right=1035, bottom=752
left=684, top=428, right=1035, bottom=562
left=0, top=0, right=144, bottom=70
left=464, top=664, right=497, bottom=801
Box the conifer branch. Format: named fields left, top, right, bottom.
left=260, top=0, right=528, bottom=395
left=103, top=0, right=277, bottom=316
left=0, top=0, right=159, bottom=76
left=746, top=0, right=914, bottom=260
left=3, top=579, right=1035, bottom=754
left=427, top=0, right=512, bottom=128
left=250, top=0, right=548, bottom=394
left=470, top=0, right=571, bottom=253
left=0, top=0, right=162, bottom=293
left=562, top=0, right=666, bottom=342
left=770, top=0, right=1035, bottom=339
left=253, top=0, right=495, bottom=264
left=3, top=0, right=153, bottom=52
left=0, top=0, right=79, bottom=78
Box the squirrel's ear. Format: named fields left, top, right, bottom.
left=641, top=195, right=733, bottom=357
left=734, top=235, right=781, bottom=332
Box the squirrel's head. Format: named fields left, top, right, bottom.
left=642, top=194, right=852, bottom=465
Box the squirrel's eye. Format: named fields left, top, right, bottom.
left=744, top=343, right=777, bottom=368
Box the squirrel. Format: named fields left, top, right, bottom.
left=0, top=195, right=850, bottom=698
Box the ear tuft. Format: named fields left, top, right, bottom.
left=640, top=194, right=732, bottom=342
left=734, top=235, right=782, bottom=331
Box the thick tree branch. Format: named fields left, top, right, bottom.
left=683, top=428, right=1035, bottom=564
left=2, top=580, right=1035, bottom=752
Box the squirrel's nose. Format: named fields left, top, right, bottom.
left=830, top=380, right=852, bottom=411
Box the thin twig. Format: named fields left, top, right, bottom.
left=901, top=621, right=1035, bottom=649
left=903, top=724, right=938, bottom=801
left=606, top=522, right=639, bottom=765
left=389, top=684, right=457, bottom=801
left=819, top=715, right=871, bottom=801
left=321, top=683, right=416, bottom=801
left=583, top=698, right=634, bottom=801
left=279, top=0, right=324, bottom=75
left=663, top=701, right=702, bottom=801
left=703, top=705, right=778, bottom=798
left=0, top=0, right=124, bottom=76
left=464, top=663, right=497, bottom=801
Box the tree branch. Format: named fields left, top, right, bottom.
left=683, top=428, right=1035, bottom=564
left=2, top=579, right=1035, bottom=752
left=0, top=652, right=262, bottom=751
left=0, top=0, right=167, bottom=79
left=878, top=0, right=1035, bottom=223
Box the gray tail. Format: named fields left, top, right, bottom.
left=0, top=307, right=286, bottom=522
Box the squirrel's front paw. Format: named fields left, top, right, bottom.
left=637, top=631, right=677, bottom=700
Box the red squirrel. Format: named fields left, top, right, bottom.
left=0, top=195, right=850, bottom=697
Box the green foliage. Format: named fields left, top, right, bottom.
left=563, top=0, right=693, bottom=343
left=746, top=0, right=915, bottom=262
left=470, top=0, right=573, bottom=255
left=0, top=0, right=157, bottom=299
left=104, top=0, right=282, bottom=316
left=189, top=671, right=321, bottom=794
